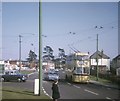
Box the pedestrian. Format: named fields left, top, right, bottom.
left=51, top=79, right=60, bottom=101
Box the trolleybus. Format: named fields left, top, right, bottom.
left=65, top=52, right=90, bottom=83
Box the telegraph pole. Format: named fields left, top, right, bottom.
left=19, top=35, right=22, bottom=72
left=39, top=0, right=42, bottom=95
left=96, top=34, right=99, bottom=81
left=95, top=26, right=103, bottom=81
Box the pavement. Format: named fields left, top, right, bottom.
left=90, top=80, right=120, bottom=90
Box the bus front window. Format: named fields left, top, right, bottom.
left=75, top=67, right=82, bottom=74
left=74, top=67, right=89, bottom=74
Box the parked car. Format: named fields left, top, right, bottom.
left=44, top=71, right=59, bottom=81
left=1, top=70, right=28, bottom=82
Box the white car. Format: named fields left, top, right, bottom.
left=44, top=72, right=59, bottom=81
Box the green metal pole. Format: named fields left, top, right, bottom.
left=39, top=0, right=42, bottom=95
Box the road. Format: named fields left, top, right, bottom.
left=2, top=71, right=120, bottom=100
left=43, top=79, right=119, bottom=100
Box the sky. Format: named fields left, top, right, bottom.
left=1, top=1, right=119, bottom=60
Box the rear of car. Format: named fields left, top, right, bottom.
left=44, top=72, right=59, bottom=81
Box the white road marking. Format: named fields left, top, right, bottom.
left=73, top=85, right=81, bottom=88
left=67, top=83, right=72, bottom=85
left=84, top=89, right=99, bottom=95
left=106, top=97, right=112, bottom=100
left=111, top=100, right=117, bottom=101
left=107, top=88, right=111, bottom=90
left=28, top=72, right=36, bottom=76
left=42, top=87, right=52, bottom=99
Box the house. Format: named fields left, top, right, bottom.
left=90, top=50, right=110, bottom=74
left=111, top=54, right=120, bottom=76
left=0, top=60, right=4, bottom=74
left=4, top=60, right=19, bottom=70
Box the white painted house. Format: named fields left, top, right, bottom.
left=90, top=50, right=110, bottom=74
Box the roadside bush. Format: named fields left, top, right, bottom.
left=110, top=75, right=120, bottom=85
left=98, top=73, right=120, bottom=84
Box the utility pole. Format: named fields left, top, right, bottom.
left=95, top=26, right=103, bottom=81
left=19, top=35, right=22, bottom=72
left=39, top=0, right=42, bottom=96
left=96, top=34, right=99, bottom=81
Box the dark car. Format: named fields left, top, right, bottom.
left=1, top=70, right=28, bottom=82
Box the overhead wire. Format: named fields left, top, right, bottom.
left=67, top=20, right=118, bottom=52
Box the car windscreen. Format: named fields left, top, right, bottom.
left=5, top=71, right=21, bottom=75
left=48, top=72, right=58, bottom=75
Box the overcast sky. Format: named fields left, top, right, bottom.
left=1, top=1, right=119, bottom=60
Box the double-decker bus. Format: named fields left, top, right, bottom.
left=65, top=52, right=90, bottom=83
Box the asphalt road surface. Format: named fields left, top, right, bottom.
left=2, top=71, right=120, bottom=100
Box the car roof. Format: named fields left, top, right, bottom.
left=5, top=70, right=19, bottom=72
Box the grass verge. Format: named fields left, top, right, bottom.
left=1, top=86, right=50, bottom=99
left=20, top=70, right=36, bottom=75
left=90, top=75, right=112, bottom=84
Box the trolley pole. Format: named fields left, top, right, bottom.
left=96, top=34, right=99, bottom=81
left=38, top=0, right=42, bottom=96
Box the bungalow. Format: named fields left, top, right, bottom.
left=90, top=50, right=110, bottom=74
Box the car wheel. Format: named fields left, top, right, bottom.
left=17, top=78, right=21, bottom=82
left=22, top=80, right=26, bottom=82
left=1, top=77, right=5, bottom=82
